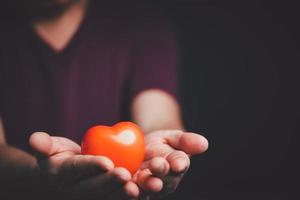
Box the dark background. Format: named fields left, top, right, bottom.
left=1, top=0, right=299, bottom=199
left=155, top=0, right=299, bottom=199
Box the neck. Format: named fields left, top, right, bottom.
left=33, top=0, right=89, bottom=52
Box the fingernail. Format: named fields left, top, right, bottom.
left=175, top=159, right=187, bottom=172
left=202, top=137, right=209, bottom=150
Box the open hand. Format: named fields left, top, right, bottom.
left=29, top=132, right=139, bottom=200
left=133, top=130, right=208, bottom=199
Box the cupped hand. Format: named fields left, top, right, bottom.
left=133, top=130, right=208, bottom=199
left=29, top=132, right=139, bottom=200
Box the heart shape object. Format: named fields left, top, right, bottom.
left=81, top=122, right=145, bottom=174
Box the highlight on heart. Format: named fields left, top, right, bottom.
left=81, top=121, right=145, bottom=175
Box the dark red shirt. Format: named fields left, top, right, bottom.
left=0, top=3, right=178, bottom=152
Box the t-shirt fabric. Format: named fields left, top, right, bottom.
left=0, top=2, right=178, bottom=152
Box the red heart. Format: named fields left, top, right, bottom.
left=81, top=122, right=145, bottom=174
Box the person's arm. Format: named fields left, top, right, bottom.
left=0, top=118, right=40, bottom=198
left=131, top=89, right=209, bottom=199
left=131, top=89, right=184, bottom=132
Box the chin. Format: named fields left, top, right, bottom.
left=26, top=0, right=79, bottom=20
left=2, top=0, right=80, bottom=21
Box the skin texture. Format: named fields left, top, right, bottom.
left=0, top=1, right=209, bottom=198
left=133, top=130, right=208, bottom=199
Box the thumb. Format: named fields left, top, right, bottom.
left=165, top=131, right=209, bottom=155
left=29, top=132, right=81, bottom=156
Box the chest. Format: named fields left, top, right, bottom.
left=0, top=25, right=135, bottom=147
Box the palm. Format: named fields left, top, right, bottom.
left=30, top=132, right=139, bottom=200
left=36, top=137, right=81, bottom=175
left=145, top=131, right=176, bottom=159
left=133, top=130, right=208, bottom=199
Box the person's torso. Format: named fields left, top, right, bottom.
left=0, top=3, right=146, bottom=152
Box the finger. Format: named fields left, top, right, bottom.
left=29, top=132, right=81, bottom=156
left=166, top=150, right=190, bottom=173
left=124, top=181, right=140, bottom=198
left=135, top=169, right=163, bottom=193
left=164, top=130, right=209, bottom=155
left=57, top=155, right=114, bottom=184
left=139, top=152, right=188, bottom=198
left=106, top=181, right=140, bottom=200
left=71, top=167, right=131, bottom=199
left=152, top=159, right=187, bottom=198
left=142, top=157, right=169, bottom=178
left=160, top=171, right=185, bottom=196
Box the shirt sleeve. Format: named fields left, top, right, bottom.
left=127, top=12, right=179, bottom=101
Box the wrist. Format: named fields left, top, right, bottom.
left=0, top=144, right=42, bottom=194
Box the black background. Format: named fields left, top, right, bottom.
left=156, top=0, right=299, bottom=199
left=1, top=0, right=299, bottom=199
